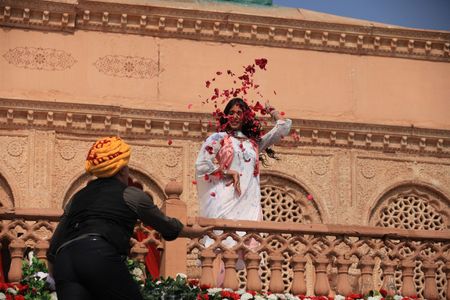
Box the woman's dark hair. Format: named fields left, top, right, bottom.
left=220, top=97, right=278, bottom=165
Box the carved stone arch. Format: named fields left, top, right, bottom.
left=367, top=183, right=450, bottom=299
left=62, top=167, right=165, bottom=209
left=368, top=182, right=450, bottom=230
left=0, top=172, right=14, bottom=208
left=260, top=170, right=323, bottom=224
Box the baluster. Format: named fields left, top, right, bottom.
left=381, top=258, right=398, bottom=296
left=291, top=255, right=307, bottom=295
left=359, top=256, right=375, bottom=295
left=400, top=259, right=417, bottom=297
left=445, top=261, right=450, bottom=300
left=314, top=254, right=330, bottom=296
left=269, top=251, right=285, bottom=293
left=8, top=239, right=26, bottom=282
left=422, top=260, right=439, bottom=300
left=200, top=249, right=216, bottom=287
left=335, top=256, right=353, bottom=296
left=222, top=250, right=239, bottom=290
left=245, top=251, right=262, bottom=292
left=35, top=240, right=50, bottom=267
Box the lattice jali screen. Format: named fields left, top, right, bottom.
left=370, top=185, right=450, bottom=299
left=260, top=175, right=322, bottom=224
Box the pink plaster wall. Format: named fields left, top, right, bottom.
left=1, top=28, right=449, bottom=129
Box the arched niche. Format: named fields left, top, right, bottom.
left=0, top=172, right=14, bottom=209
left=62, top=168, right=165, bottom=209
left=260, top=171, right=323, bottom=224
left=368, top=183, right=450, bottom=230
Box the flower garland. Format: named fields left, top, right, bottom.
left=2, top=255, right=420, bottom=300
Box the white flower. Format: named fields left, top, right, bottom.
left=35, top=271, right=49, bottom=280
left=176, top=273, right=187, bottom=279
left=334, top=296, right=346, bottom=300
left=50, top=291, right=58, bottom=300
left=254, top=296, right=265, bottom=300
left=156, top=280, right=161, bottom=285
left=240, top=293, right=254, bottom=300
left=367, top=296, right=383, bottom=300
left=268, top=294, right=279, bottom=300
left=28, top=251, right=35, bottom=266
left=5, top=288, right=17, bottom=295
left=207, top=287, right=223, bottom=295
left=132, top=268, right=143, bottom=277
left=0, top=292, right=6, bottom=300
left=393, top=296, right=403, bottom=300
left=236, top=289, right=247, bottom=295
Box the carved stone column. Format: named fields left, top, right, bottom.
left=269, top=251, right=285, bottom=293
left=314, top=254, right=330, bottom=296
left=335, top=256, right=353, bottom=296
left=8, top=239, right=26, bottom=283
left=245, top=251, right=262, bottom=292
left=35, top=240, right=50, bottom=267
left=222, top=250, right=239, bottom=290
left=422, top=260, right=439, bottom=300
left=291, top=255, right=307, bottom=295
left=130, top=242, right=149, bottom=263
left=400, top=259, right=417, bottom=297
left=445, top=261, right=450, bottom=300
left=160, top=181, right=187, bottom=278
left=381, top=258, right=398, bottom=296
left=359, top=256, right=375, bottom=295
left=200, top=249, right=216, bottom=287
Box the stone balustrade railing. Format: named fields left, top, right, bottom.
left=1, top=182, right=449, bottom=299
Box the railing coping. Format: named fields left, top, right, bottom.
left=189, top=217, right=450, bottom=242
left=1, top=209, right=449, bottom=242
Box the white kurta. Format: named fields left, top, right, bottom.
left=195, top=119, right=292, bottom=221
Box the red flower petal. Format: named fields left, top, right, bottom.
left=204, top=174, right=210, bottom=181
left=187, top=103, right=193, bottom=109
left=216, top=71, right=222, bottom=75
left=307, top=194, right=314, bottom=201
left=210, top=192, right=216, bottom=197
left=205, top=81, right=211, bottom=88
left=255, top=58, right=268, bottom=69
left=167, top=139, right=173, bottom=145
left=280, top=111, right=285, bottom=116
left=273, top=90, right=277, bottom=95
left=192, top=180, right=197, bottom=185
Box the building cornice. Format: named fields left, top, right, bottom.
left=0, top=0, right=449, bottom=62
left=1, top=98, right=449, bottom=157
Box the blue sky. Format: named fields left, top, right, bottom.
left=272, top=0, right=450, bottom=31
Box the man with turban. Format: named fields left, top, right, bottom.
left=48, top=136, right=208, bottom=300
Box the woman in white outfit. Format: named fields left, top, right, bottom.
left=196, top=97, right=292, bottom=222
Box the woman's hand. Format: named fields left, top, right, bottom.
left=224, top=169, right=241, bottom=196
left=265, top=101, right=283, bottom=121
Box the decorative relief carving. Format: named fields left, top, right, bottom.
left=312, top=156, right=329, bottom=176
left=360, top=160, right=376, bottom=179
left=93, top=55, right=161, bottom=79
left=58, top=143, right=76, bottom=161
left=3, top=47, right=76, bottom=71
left=164, top=151, right=179, bottom=168
left=7, top=140, right=24, bottom=157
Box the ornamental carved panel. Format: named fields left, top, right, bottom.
left=3, top=47, right=76, bottom=71
left=93, top=55, right=161, bottom=79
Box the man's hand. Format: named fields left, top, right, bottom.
left=179, top=224, right=214, bottom=238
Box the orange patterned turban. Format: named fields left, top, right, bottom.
left=85, top=136, right=131, bottom=178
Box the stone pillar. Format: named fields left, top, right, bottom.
left=245, top=251, right=262, bottom=292
left=200, top=249, right=216, bottom=286
left=222, top=250, right=239, bottom=290
left=291, top=255, right=307, bottom=295
left=35, top=240, right=50, bottom=268
left=335, top=256, right=353, bottom=296
left=381, top=258, right=398, bottom=296
left=400, top=259, right=417, bottom=297
left=445, top=261, right=450, bottom=300
left=269, top=251, right=285, bottom=293
left=160, top=181, right=187, bottom=278
left=359, top=256, right=375, bottom=295
left=8, top=239, right=26, bottom=283
left=422, top=260, right=439, bottom=300
left=314, top=254, right=330, bottom=296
